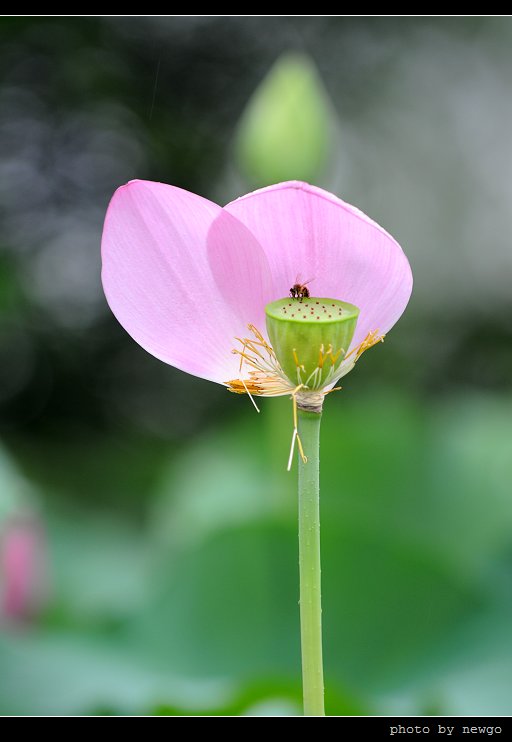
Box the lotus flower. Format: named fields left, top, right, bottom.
left=101, top=180, right=412, bottom=404
left=102, top=179, right=412, bottom=716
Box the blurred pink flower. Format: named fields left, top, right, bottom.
left=101, top=180, right=412, bottom=392
left=1, top=517, right=45, bottom=622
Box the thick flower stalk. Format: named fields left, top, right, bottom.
left=101, top=180, right=412, bottom=716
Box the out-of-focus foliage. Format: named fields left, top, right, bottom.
left=1, top=16, right=512, bottom=716
left=2, top=392, right=512, bottom=715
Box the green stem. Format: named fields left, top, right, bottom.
left=297, top=407, right=325, bottom=716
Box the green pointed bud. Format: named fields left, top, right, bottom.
left=235, top=52, right=333, bottom=186
left=265, top=297, right=359, bottom=390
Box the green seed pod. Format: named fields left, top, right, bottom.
left=265, top=297, right=359, bottom=390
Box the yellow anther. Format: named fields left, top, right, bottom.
left=227, top=325, right=383, bottom=470
left=329, top=348, right=343, bottom=365
left=286, top=385, right=308, bottom=470
left=317, top=346, right=325, bottom=369
left=296, top=434, right=307, bottom=464
left=226, top=379, right=263, bottom=395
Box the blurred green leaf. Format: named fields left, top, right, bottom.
left=0, top=630, right=234, bottom=716
left=44, top=510, right=153, bottom=627
left=0, top=629, right=365, bottom=715
left=128, top=517, right=480, bottom=695
left=3, top=391, right=512, bottom=715
left=130, top=391, right=512, bottom=710
left=0, top=445, right=36, bottom=522
left=235, top=52, right=333, bottom=186
left=152, top=678, right=365, bottom=716
left=150, top=408, right=293, bottom=552
left=6, top=433, right=172, bottom=512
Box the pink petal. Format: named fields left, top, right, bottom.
left=207, top=210, right=274, bottom=334
left=101, top=180, right=270, bottom=384
left=225, top=181, right=413, bottom=348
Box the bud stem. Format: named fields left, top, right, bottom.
left=297, top=407, right=325, bottom=716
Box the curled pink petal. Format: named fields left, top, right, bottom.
left=102, top=180, right=266, bottom=384
left=207, top=210, right=274, bottom=333
left=225, top=181, right=413, bottom=348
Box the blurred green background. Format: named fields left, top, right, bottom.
left=1, top=16, right=512, bottom=716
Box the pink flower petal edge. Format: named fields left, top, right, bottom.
left=101, top=179, right=412, bottom=385
left=101, top=180, right=271, bottom=383
left=225, top=181, right=413, bottom=349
